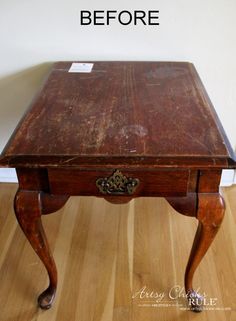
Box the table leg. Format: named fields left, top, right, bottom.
left=185, top=193, right=225, bottom=312
left=14, top=189, right=68, bottom=309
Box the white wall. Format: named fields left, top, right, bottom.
left=0, top=0, right=235, bottom=170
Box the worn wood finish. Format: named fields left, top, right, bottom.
left=14, top=188, right=69, bottom=309
left=48, top=168, right=189, bottom=197
left=14, top=190, right=57, bottom=309
left=0, top=62, right=235, bottom=311
left=0, top=62, right=235, bottom=168
left=184, top=193, right=225, bottom=312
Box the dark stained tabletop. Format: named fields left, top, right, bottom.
left=0, top=61, right=235, bottom=168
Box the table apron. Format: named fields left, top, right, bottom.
left=47, top=168, right=190, bottom=197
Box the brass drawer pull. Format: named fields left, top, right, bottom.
left=96, top=170, right=139, bottom=195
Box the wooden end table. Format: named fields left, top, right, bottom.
left=0, top=61, right=235, bottom=312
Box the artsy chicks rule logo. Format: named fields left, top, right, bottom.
left=132, top=285, right=231, bottom=311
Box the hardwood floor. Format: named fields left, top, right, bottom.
left=0, top=183, right=235, bottom=321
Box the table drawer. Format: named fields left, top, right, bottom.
left=48, top=168, right=189, bottom=197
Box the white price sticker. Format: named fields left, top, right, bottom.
left=68, top=63, right=94, bottom=73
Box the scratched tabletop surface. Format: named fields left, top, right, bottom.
left=0, top=61, right=234, bottom=167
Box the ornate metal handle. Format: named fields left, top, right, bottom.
left=96, top=170, right=139, bottom=195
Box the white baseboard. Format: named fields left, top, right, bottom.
left=0, top=168, right=235, bottom=186
left=0, top=168, right=18, bottom=183
left=220, top=169, right=235, bottom=186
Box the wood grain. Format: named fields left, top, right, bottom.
left=0, top=183, right=235, bottom=320
left=1, top=61, right=235, bottom=168
left=48, top=168, right=189, bottom=196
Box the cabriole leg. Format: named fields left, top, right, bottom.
left=14, top=189, right=61, bottom=309
left=185, top=193, right=225, bottom=312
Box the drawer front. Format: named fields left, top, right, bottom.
left=48, top=168, right=189, bottom=197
